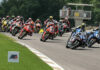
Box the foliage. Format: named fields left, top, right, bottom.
left=0, top=0, right=99, bottom=25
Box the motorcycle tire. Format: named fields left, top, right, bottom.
left=88, top=38, right=96, bottom=48
left=12, top=28, right=18, bottom=36
left=18, top=30, right=27, bottom=39
left=68, top=40, right=80, bottom=49
left=41, top=33, right=49, bottom=42
left=66, top=33, right=73, bottom=48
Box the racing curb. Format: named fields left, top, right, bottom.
left=17, top=41, right=64, bottom=70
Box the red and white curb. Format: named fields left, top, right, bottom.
left=17, top=41, right=64, bottom=70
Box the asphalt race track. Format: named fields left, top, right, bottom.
left=4, top=32, right=100, bottom=70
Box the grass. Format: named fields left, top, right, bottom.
left=0, top=33, right=53, bottom=70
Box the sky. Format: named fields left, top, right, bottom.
left=0, top=0, right=2, bottom=3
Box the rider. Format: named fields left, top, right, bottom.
left=10, top=15, right=15, bottom=23
left=2, top=18, right=6, bottom=26
left=35, top=19, right=41, bottom=27
left=63, top=17, right=70, bottom=29
left=25, top=18, right=34, bottom=25
left=58, top=20, right=63, bottom=30
left=44, top=16, right=58, bottom=35
left=25, top=18, right=34, bottom=32
left=34, top=19, right=41, bottom=32
left=44, top=16, right=57, bottom=27
left=77, top=22, right=87, bottom=48
left=1, top=17, right=7, bottom=31
left=20, top=16, right=24, bottom=26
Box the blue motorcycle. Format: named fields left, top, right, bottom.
left=87, top=29, right=100, bottom=47
left=66, top=28, right=87, bottom=49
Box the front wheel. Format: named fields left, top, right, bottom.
left=66, top=39, right=80, bottom=49
left=88, top=38, right=96, bottom=48
left=40, top=32, right=49, bottom=42
left=12, top=28, right=19, bottom=36
left=18, top=30, right=27, bottom=39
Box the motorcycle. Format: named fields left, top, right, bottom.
left=6, top=20, right=12, bottom=32
left=62, top=23, right=70, bottom=33
left=11, top=22, right=22, bottom=36
left=40, top=22, right=55, bottom=42
left=58, top=23, right=64, bottom=36
left=9, top=21, right=17, bottom=33
left=87, top=29, right=100, bottom=47
left=35, top=23, right=41, bottom=33
left=66, top=28, right=87, bottom=49
left=18, top=23, right=33, bottom=39
left=2, top=21, right=8, bottom=32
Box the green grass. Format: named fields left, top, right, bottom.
left=0, top=33, right=53, bottom=70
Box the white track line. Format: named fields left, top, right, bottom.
left=17, top=41, right=64, bottom=70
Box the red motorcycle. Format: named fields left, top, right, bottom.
left=40, top=22, right=55, bottom=42
left=62, top=22, right=71, bottom=34
left=18, top=23, right=33, bottom=39
left=62, top=23, right=68, bottom=32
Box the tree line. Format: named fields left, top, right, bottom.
left=0, top=0, right=100, bottom=25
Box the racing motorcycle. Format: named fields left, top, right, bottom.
left=66, top=28, right=87, bottom=49
left=11, top=22, right=22, bottom=36
left=62, top=23, right=69, bottom=33
left=6, top=20, right=13, bottom=32
left=9, top=21, right=17, bottom=33
left=2, top=21, right=8, bottom=32
left=87, top=29, right=100, bottom=47
left=40, top=22, right=55, bottom=42
left=35, top=23, right=41, bottom=33
left=18, top=23, right=33, bottom=39
left=58, top=23, right=64, bottom=36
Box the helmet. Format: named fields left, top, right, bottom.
left=49, top=16, right=53, bottom=19
left=65, top=17, right=68, bottom=20
left=29, top=18, right=32, bottom=20
left=36, top=19, right=40, bottom=22
left=3, top=17, right=6, bottom=20
left=36, top=19, right=40, bottom=21
left=82, top=23, right=86, bottom=26
left=6, top=16, right=10, bottom=19
left=12, top=15, right=15, bottom=18
left=17, top=16, right=20, bottom=18
left=59, top=20, right=63, bottom=23
left=20, top=17, right=23, bottom=21
left=6, top=16, right=10, bottom=18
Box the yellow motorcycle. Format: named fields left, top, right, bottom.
left=2, top=20, right=8, bottom=32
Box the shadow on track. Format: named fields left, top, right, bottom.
left=22, top=38, right=32, bottom=40
left=46, top=40, right=65, bottom=43
left=88, top=46, right=100, bottom=48
left=74, top=48, right=92, bottom=51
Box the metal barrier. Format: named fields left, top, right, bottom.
left=60, top=10, right=91, bottom=20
